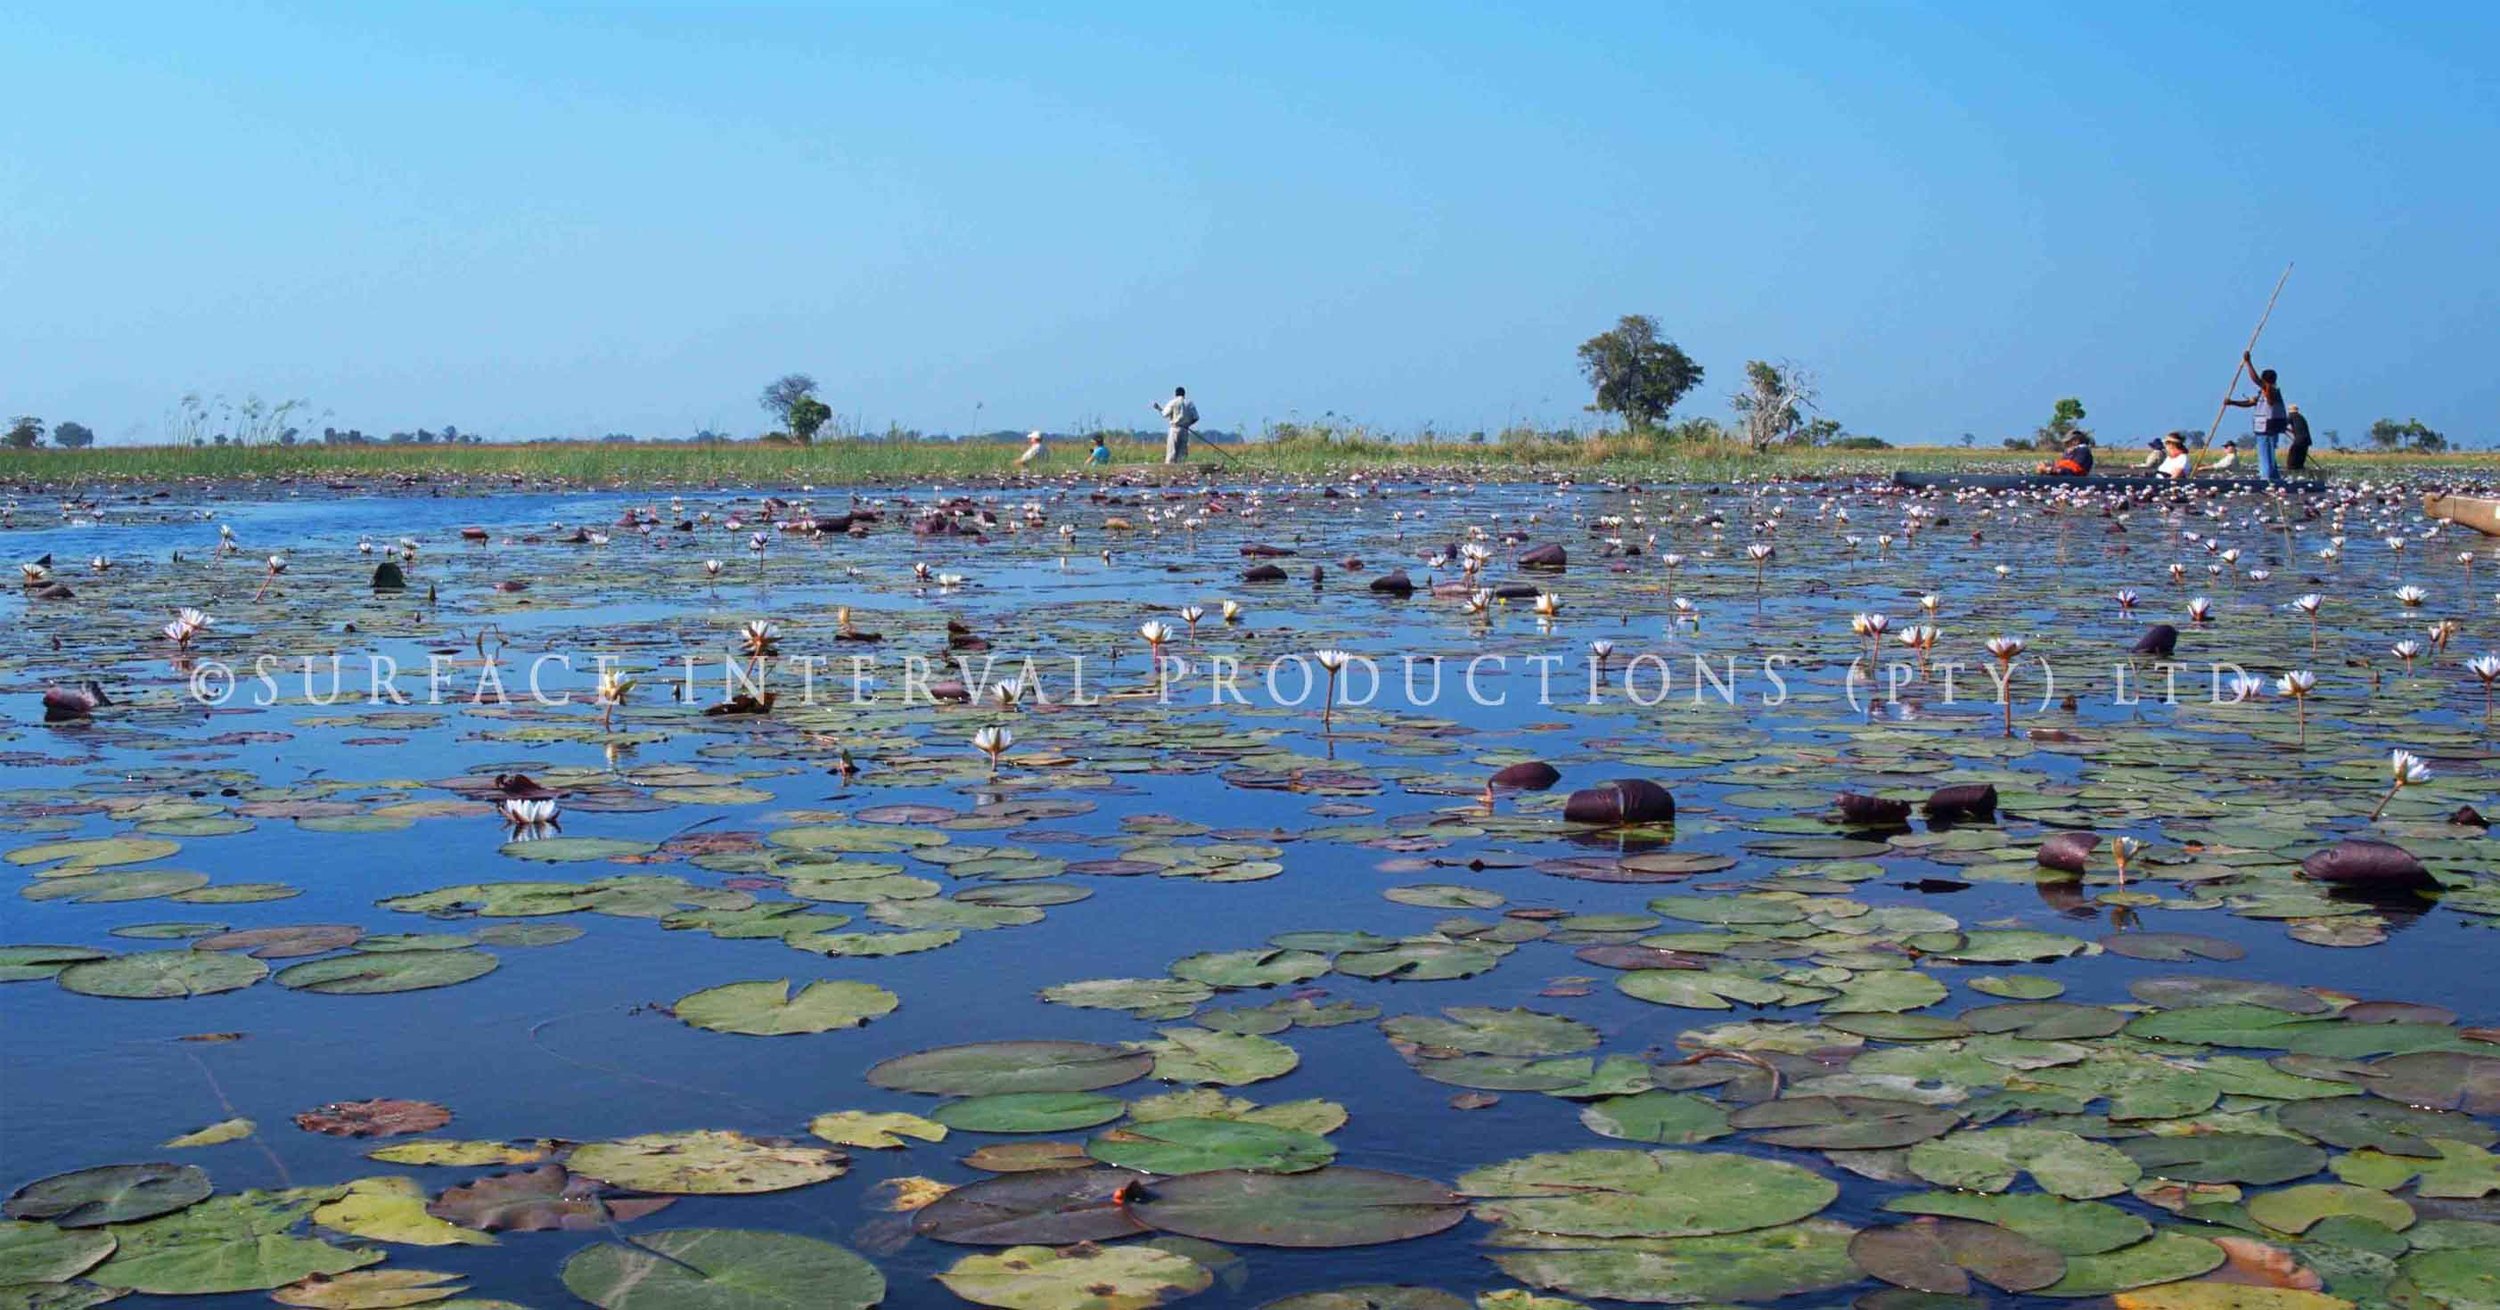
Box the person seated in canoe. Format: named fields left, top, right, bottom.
left=2202, top=440, right=2241, bottom=473
left=2135, top=438, right=2168, bottom=472
left=1087, top=434, right=1112, bottom=465
left=2156, top=432, right=2193, bottom=479
left=2036, top=429, right=2095, bottom=476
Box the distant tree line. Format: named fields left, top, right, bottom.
left=1576, top=316, right=1861, bottom=448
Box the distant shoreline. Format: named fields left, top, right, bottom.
left=1, top=438, right=2486, bottom=495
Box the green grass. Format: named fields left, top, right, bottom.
left=3, top=433, right=2478, bottom=489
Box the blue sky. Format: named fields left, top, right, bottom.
left=4, top=2, right=2494, bottom=447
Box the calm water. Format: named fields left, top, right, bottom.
left=3, top=476, right=2493, bottom=1308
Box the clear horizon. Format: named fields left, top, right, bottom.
left=4, top=2, right=2494, bottom=450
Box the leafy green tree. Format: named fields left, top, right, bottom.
left=760, top=373, right=829, bottom=443
left=2034, top=397, right=2086, bottom=450
left=1577, top=316, right=1702, bottom=432
left=2368, top=417, right=2446, bottom=452
left=50, top=421, right=94, bottom=448
left=4, top=416, right=42, bottom=449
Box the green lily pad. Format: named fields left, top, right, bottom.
left=670, top=980, right=897, bottom=1035
left=1729, top=1097, right=1962, bottom=1150
left=1579, top=1093, right=1733, bottom=1145
left=55, top=951, right=265, bottom=1000
left=1087, top=1119, right=1334, bottom=1175
left=1487, top=1218, right=1861, bottom=1304
left=5, top=1166, right=210, bottom=1229
left=1129, top=1167, right=1467, bottom=1248
left=2034, top=1232, right=2224, bottom=1298
left=561, top=1228, right=883, bottom=1310
left=0, top=1222, right=116, bottom=1284
left=1885, top=1191, right=2152, bottom=1254
left=1456, top=1149, right=1837, bottom=1238
left=1146, top=1029, right=1299, bottom=1086
left=1907, top=1128, right=2142, bottom=1199
left=2118, top=1134, right=2325, bottom=1185
left=1380, top=1008, right=1598, bottom=1057
left=937, top=1242, right=1209, bottom=1310
left=931, top=1094, right=1127, bottom=1134
left=2246, top=1183, right=2414, bottom=1235
left=0, top=947, right=110, bottom=983
left=87, top=1190, right=380, bottom=1295
left=496, top=837, right=658, bottom=863
left=274, top=951, right=497, bottom=995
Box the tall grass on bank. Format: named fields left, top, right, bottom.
left=4, top=428, right=2485, bottom=490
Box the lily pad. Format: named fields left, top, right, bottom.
left=561, top=1228, right=883, bottom=1310
left=1129, top=1167, right=1468, bottom=1248
left=1849, top=1216, right=2067, bottom=1293
left=937, top=1243, right=1210, bottom=1310
left=670, top=980, right=897, bottom=1035
left=932, top=1094, right=1127, bottom=1135
left=565, top=1131, right=845, bottom=1195
left=912, top=1168, right=1151, bottom=1246
left=1456, top=1150, right=1838, bottom=1238
left=1907, top=1128, right=2143, bottom=1199
left=5, top=1165, right=211, bottom=1229
left=55, top=952, right=264, bottom=1000
left=1087, top=1119, right=1335, bottom=1175
left=1486, top=1218, right=1861, bottom=1304
left=273, top=951, right=498, bottom=995
left=87, top=1190, right=381, bottom=1295
left=0, top=1222, right=116, bottom=1284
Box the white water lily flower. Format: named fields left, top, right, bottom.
left=2391, top=639, right=2425, bottom=665
left=971, top=725, right=1014, bottom=769
left=2395, top=585, right=2428, bottom=607
left=1177, top=605, right=1205, bottom=626
left=2188, top=598, right=2213, bottom=623
left=19, top=562, right=47, bottom=583
left=2387, top=749, right=2432, bottom=786
left=1589, top=640, right=1614, bottom=662
left=2226, top=673, right=2265, bottom=701
left=740, top=620, right=780, bottom=657
left=1314, top=649, right=1352, bottom=673
left=1139, top=621, right=1176, bottom=647
left=1985, top=636, right=2026, bottom=661
left=2277, top=670, right=2316, bottom=697
left=1746, top=543, right=1774, bottom=562
left=913, top=562, right=933, bottom=580
left=1462, top=590, right=1492, bottom=617
left=1531, top=592, right=1562, bottom=618
left=500, top=797, right=560, bottom=830
left=1851, top=613, right=1890, bottom=639
left=1221, top=600, right=1244, bottom=623
left=2470, top=654, right=2500, bottom=684
left=2291, top=594, right=2322, bottom=616
left=990, top=680, right=1025, bottom=709
left=704, top=559, right=723, bottom=577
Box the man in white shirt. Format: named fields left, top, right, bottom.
left=1154, top=387, right=1198, bottom=464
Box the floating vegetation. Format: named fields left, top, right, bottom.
left=3, top=472, right=2496, bottom=1307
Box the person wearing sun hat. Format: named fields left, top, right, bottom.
left=2156, top=432, right=2192, bottom=480
left=2037, top=428, right=2095, bottom=476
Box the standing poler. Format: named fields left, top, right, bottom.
left=2221, top=350, right=2290, bottom=482
left=1154, top=386, right=1199, bottom=464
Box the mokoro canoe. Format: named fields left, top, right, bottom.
left=2425, top=493, right=2500, bottom=536
left=1891, top=472, right=2327, bottom=493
